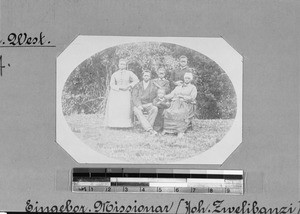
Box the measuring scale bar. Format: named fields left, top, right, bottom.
left=72, top=184, right=243, bottom=194
left=72, top=168, right=243, bottom=195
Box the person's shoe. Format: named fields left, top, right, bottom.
left=177, top=133, right=185, bottom=138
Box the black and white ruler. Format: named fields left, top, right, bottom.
left=72, top=168, right=243, bottom=195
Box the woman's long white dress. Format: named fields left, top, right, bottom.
left=105, top=70, right=138, bottom=128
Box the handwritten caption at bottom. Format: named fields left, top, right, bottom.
left=25, top=199, right=300, bottom=214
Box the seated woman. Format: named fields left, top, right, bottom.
left=163, top=72, right=197, bottom=138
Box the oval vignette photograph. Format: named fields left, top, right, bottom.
left=56, top=36, right=242, bottom=164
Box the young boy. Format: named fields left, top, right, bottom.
left=153, top=67, right=170, bottom=94
left=153, top=88, right=171, bottom=132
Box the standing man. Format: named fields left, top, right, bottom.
left=169, top=55, right=193, bottom=90
left=132, top=70, right=158, bottom=135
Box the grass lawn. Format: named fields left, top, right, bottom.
left=65, top=113, right=234, bottom=163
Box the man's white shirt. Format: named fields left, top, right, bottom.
left=143, top=80, right=150, bottom=90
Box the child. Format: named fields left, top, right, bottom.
left=153, top=67, right=170, bottom=94
left=153, top=88, right=171, bottom=132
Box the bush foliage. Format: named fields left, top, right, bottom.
left=62, top=42, right=237, bottom=119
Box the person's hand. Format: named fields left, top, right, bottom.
left=119, top=85, right=130, bottom=91
left=175, top=80, right=183, bottom=86
left=138, top=106, right=143, bottom=111
left=164, top=95, right=171, bottom=100
left=142, top=103, right=152, bottom=108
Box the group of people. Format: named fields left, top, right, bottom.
left=105, top=55, right=197, bottom=138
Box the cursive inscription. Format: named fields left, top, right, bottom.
left=25, top=199, right=300, bottom=214
left=25, top=199, right=88, bottom=213
left=93, top=200, right=173, bottom=213
left=0, top=32, right=54, bottom=47
left=0, top=55, right=11, bottom=77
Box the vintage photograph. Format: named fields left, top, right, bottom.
left=56, top=36, right=242, bottom=164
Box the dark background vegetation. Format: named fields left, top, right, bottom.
left=62, top=42, right=237, bottom=119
